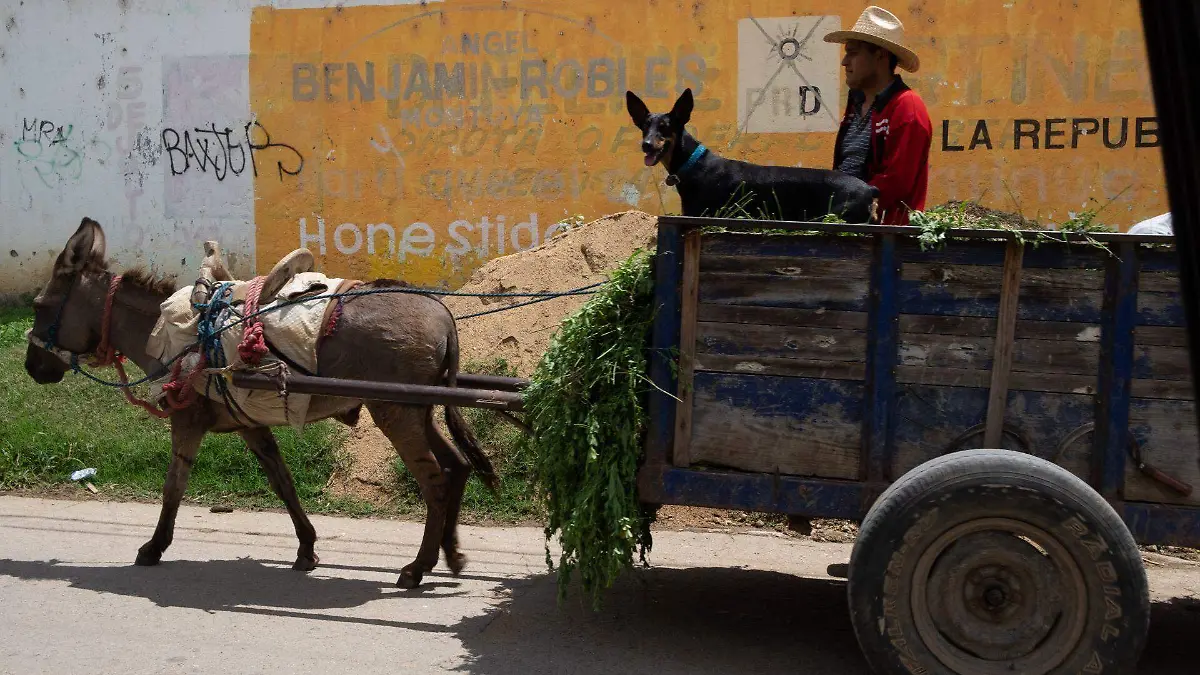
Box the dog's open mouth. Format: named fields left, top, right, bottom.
left=644, top=143, right=669, bottom=167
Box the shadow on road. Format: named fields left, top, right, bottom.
left=0, top=557, right=467, bottom=632
left=1, top=556, right=1196, bottom=674
left=452, top=566, right=870, bottom=675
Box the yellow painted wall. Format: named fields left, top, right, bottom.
left=249, top=0, right=1164, bottom=288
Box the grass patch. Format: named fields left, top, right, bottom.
left=0, top=306, right=358, bottom=512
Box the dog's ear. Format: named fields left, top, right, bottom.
left=670, top=88, right=694, bottom=128
left=626, top=90, right=650, bottom=128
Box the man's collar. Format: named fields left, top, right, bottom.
left=848, top=75, right=910, bottom=111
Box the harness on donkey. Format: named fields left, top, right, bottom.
left=27, top=241, right=363, bottom=428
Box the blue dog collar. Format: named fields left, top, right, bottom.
left=678, top=144, right=707, bottom=175
left=665, top=144, right=707, bottom=186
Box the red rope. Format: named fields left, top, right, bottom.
left=89, top=272, right=200, bottom=418
left=238, top=276, right=269, bottom=365
left=90, top=274, right=124, bottom=367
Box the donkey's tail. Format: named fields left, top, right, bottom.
left=442, top=323, right=501, bottom=494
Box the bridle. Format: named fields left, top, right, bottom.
left=26, top=271, right=125, bottom=370
left=25, top=270, right=193, bottom=418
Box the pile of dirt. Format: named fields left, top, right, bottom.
left=441, top=210, right=660, bottom=376
left=330, top=211, right=660, bottom=505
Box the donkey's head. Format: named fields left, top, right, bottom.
left=625, top=88, right=694, bottom=169
left=25, top=218, right=110, bottom=384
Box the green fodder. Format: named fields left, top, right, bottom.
left=519, top=248, right=659, bottom=610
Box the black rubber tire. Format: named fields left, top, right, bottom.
left=847, top=449, right=1150, bottom=675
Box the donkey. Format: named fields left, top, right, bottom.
left=626, top=88, right=879, bottom=223
left=24, top=217, right=497, bottom=589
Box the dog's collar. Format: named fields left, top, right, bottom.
left=665, top=144, right=708, bottom=186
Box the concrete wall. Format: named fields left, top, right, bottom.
left=1, top=0, right=1166, bottom=296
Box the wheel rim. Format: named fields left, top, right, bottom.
left=909, top=517, right=1089, bottom=674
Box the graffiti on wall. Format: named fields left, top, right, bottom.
left=12, top=117, right=111, bottom=190
left=247, top=0, right=1165, bottom=288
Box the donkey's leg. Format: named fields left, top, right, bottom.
left=239, top=426, right=319, bottom=571
left=426, top=407, right=471, bottom=576
left=136, top=407, right=211, bottom=566
left=369, top=402, right=447, bottom=589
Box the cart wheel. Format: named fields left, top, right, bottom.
left=847, top=449, right=1149, bottom=675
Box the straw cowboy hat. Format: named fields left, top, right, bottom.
left=824, top=6, right=920, bottom=73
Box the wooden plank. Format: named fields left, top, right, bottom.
left=900, top=333, right=1100, bottom=374
left=1139, top=269, right=1182, bottom=293
left=896, top=366, right=1098, bottom=395
left=1095, top=240, right=1139, bottom=497
left=695, top=353, right=866, bottom=381
left=893, top=386, right=1096, bottom=479
left=1130, top=378, right=1196, bottom=401
left=903, top=263, right=1104, bottom=291
left=897, top=280, right=1103, bottom=322
left=1137, top=291, right=1186, bottom=326
left=699, top=273, right=869, bottom=310
left=1135, top=325, right=1190, bottom=347
left=900, top=314, right=1102, bottom=342
left=697, top=304, right=869, bottom=330
left=863, top=233, right=901, bottom=483
left=697, top=322, right=867, bottom=362
left=986, top=241, right=1024, bottom=446
left=896, top=237, right=1113, bottom=269
left=1133, top=345, right=1193, bottom=380
left=672, top=230, right=702, bottom=468
left=698, top=255, right=869, bottom=278
left=640, top=219, right=683, bottom=490
left=1123, top=398, right=1200, bottom=506
left=900, top=333, right=992, bottom=369
left=688, top=373, right=862, bottom=479
left=700, top=232, right=874, bottom=260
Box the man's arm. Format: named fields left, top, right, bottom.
left=867, top=98, right=931, bottom=210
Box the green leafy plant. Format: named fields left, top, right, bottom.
left=519, top=249, right=660, bottom=609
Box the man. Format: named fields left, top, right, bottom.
left=825, top=6, right=932, bottom=225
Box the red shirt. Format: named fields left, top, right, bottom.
left=833, top=77, right=933, bottom=225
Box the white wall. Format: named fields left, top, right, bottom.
left=0, top=0, right=429, bottom=297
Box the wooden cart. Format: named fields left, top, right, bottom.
left=234, top=215, right=1195, bottom=673
left=633, top=215, right=1199, bottom=674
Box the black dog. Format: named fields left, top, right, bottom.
left=626, top=88, right=879, bottom=223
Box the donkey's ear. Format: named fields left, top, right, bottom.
left=670, top=88, right=694, bottom=127
left=626, top=90, right=650, bottom=128
left=56, top=217, right=107, bottom=274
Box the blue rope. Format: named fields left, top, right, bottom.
left=66, top=280, right=604, bottom=389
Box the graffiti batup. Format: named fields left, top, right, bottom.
left=161, top=120, right=304, bottom=181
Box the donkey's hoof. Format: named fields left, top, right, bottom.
left=396, top=566, right=424, bottom=589
left=293, top=553, right=319, bottom=572
left=446, top=552, right=467, bottom=576
left=135, top=545, right=162, bottom=567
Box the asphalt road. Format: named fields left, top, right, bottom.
left=1, top=496, right=1198, bottom=674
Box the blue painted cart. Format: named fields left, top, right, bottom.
left=635, top=215, right=1197, bottom=674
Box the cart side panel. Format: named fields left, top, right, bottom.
left=677, top=232, right=873, bottom=481
left=894, top=386, right=1097, bottom=477
left=1122, top=245, right=1200, bottom=505
left=891, top=239, right=1110, bottom=479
